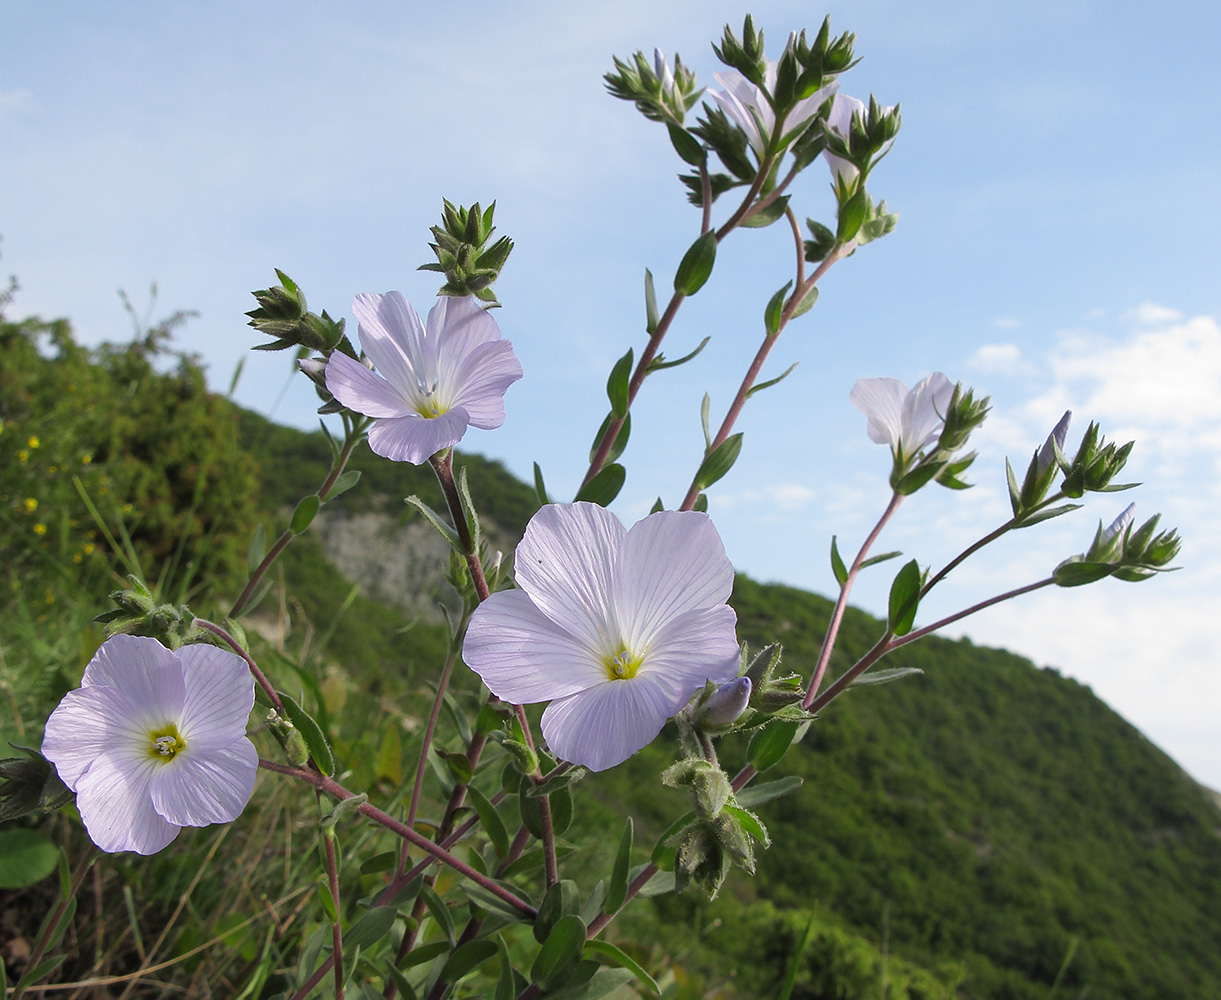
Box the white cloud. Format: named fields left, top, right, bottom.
left=1126, top=301, right=1183, bottom=325
left=968, top=342, right=1023, bottom=371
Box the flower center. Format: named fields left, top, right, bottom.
left=414, top=381, right=447, bottom=420
left=147, top=724, right=186, bottom=762
left=605, top=647, right=643, bottom=681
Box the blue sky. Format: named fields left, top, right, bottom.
left=3, top=0, right=1219, bottom=785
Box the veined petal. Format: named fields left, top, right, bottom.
left=75, top=752, right=179, bottom=855
left=451, top=340, right=523, bottom=429
left=366, top=408, right=470, bottom=464
left=614, top=511, right=734, bottom=651
left=540, top=676, right=677, bottom=771
left=149, top=740, right=258, bottom=827
left=900, top=372, right=954, bottom=454
left=512, top=503, right=624, bottom=655
left=42, top=685, right=147, bottom=789
left=850, top=377, right=908, bottom=449
left=353, top=291, right=428, bottom=394
left=464, top=590, right=608, bottom=704
left=81, top=635, right=185, bottom=720
left=325, top=351, right=413, bottom=419
left=636, top=604, right=740, bottom=703
left=432, top=295, right=503, bottom=357
left=178, top=645, right=256, bottom=750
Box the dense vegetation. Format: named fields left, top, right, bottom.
left=2, top=312, right=1219, bottom=998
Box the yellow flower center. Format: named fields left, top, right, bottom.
left=148, top=724, right=186, bottom=762
left=605, top=647, right=643, bottom=681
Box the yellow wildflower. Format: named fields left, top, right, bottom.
left=23, top=497, right=38, bottom=512
left=33, top=523, right=47, bottom=536
left=28, top=436, right=40, bottom=449
left=18, top=450, right=28, bottom=464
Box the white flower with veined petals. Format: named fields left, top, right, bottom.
left=463, top=503, right=741, bottom=772
left=708, top=57, right=836, bottom=161
left=42, top=636, right=257, bottom=855
left=850, top=373, right=955, bottom=462
left=824, top=93, right=897, bottom=186
left=325, top=292, right=523, bottom=465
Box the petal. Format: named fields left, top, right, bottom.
left=637, top=604, right=741, bottom=703
left=614, top=511, right=734, bottom=651
left=178, top=644, right=256, bottom=751
left=81, top=635, right=184, bottom=711
left=42, top=685, right=150, bottom=789
left=900, top=372, right=954, bottom=454
left=366, top=408, right=469, bottom=464
left=431, top=296, right=503, bottom=361
left=148, top=739, right=258, bottom=827
left=450, top=339, right=523, bottom=429
left=75, top=751, right=180, bottom=854
left=352, top=291, right=429, bottom=395
left=464, top=590, right=608, bottom=704
left=849, top=377, right=908, bottom=449
left=324, top=351, right=413, bottom=419
left=540, top=676, right=677, bottom=771
left=512, top=504, right=624, bottom=656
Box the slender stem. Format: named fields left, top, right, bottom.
left=586, top=862, right=659, bottom=939
left=257, top=760, right=538, bottom=918
left=290, top=955, right=335, bottom=1000
left=194, top=619, right=283, bottom=713
left=229, top=417, right=366, bottom=617
left=786, top=207, right=806, bottom=289
left=12, top=846, right=98, bottom=1000
left=424, top=917, right=485, bottom=1000
left=802, top=492, right=904, bottom=709
left=323, top=831, right=345, bottom=1000
left=699, top=162, right=712, bottom=235
left=536, top=788, right=560, bottom=887
left=429, top=451, right=490, bottom=602
left=890, top=578, right=1056, bottom=650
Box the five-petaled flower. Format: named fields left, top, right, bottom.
left=849, top=373, right=954, bottom=465
left=463, top=503, right=740, bottom=771
left=708, top=59, right=836, bottom=162
left=42, top=635, right=258, bottom=855
left=324, top=292, right=523, bottom=465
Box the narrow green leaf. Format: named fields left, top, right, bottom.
left=836, top=190, right=868, bottom=242
left=289, top=494, right=321, bottom=534
left=456, top=466, right=480, bottom=552
left=531, top=915, right=587, bottom=991
left=764, top=281, right=793, bottom=336
left=460, top=881, right=535, bottom=923
left=887, top=558, right=922, bottom=636
left=359, top=851, right=397, bottom=875
left=723, top=803, right=769, bottom=846
left=344, top=906, right=397, bottom=950
left=607, top=349, right=633, bottom=419
left=1017, top=502, right=1083, bottom=528
left=673, top=230, right=718, bottom=296
left=401, top=940, right=450, bottom=969
left=326, top=469, right=361, bottom=500
left=693, top=433, right=744, bottom=491
left=748, top=720, right=804, bottom=772
left=404, top=495, right=461, bottom=549
left=859, top=550, right=902, bottom=570
left=588, top=412, right=631, bottom=466
left=279, top=692, right=334, bottom=775
left=791, top=284, right=819, bottom=319
left=644, top=269, right=659, bottom=334
left=550, top=784, right=574, bottom=836
left=383, top=961, right=418, bottom=1000
left=650, top=811, right=694, bottom=871
left=829, top=535, right=848, bottom=586
left=735, top=775, right=803, bottom=809
left=532, top=462, right=550, bottom=506
left=645, top=335, right=710, bottom=372
left=700, top=393, right=712, bottom=451
left=544, top=968, right=635, bottom=1000
left=495, top=938, right=516, bottom=1000
left=247, top=523, right=267, bottom=576
left=15, top=954, right=65, bottom=990
left=1006, top=457, right=1022, bottom=516
left=605, top=817, right=633, bottom=914
left=467, top=785, right=509, bottom=858
left=574, top=464, right=626, bottom=507
left=441, top=939, right=499, bottom=982
left=666, top=123, right=706, bottom=165
left=421, top=885, right=456, bottom=946
left=534, top=880, right=581, bottom=943
left=315, top=881, right=338, bottom=923
left=747, top=361, right=798, bottom=398
left=850, top=666, right=924, bottom=686
left=584, top=939, right=660, bottom=995
left=740, top=194, right=791, bottom=229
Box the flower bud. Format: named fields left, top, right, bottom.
left=1037, top=410, right=1072, bottom=476
left=696, top=677, right=752, bottom=727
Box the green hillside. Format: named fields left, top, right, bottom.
left=3, top=315, right=1219, bottom=998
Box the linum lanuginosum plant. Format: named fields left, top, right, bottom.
left=11, top=13, right=1182, bottom=1000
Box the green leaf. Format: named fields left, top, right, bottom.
left=741, top=194, right=791, bottom=229
left=574, top=464, right=626, bottom=507
left=735, top=775, right=803, bottom=808
left=532, top=462, right=550, bottom=506
left=693, top=433, right=744, bottom=491
left=790, top=284, right=819, bottom=319
left=836, top=190, right=868, bottom=242
left=1053, top=558, right=1115, bottom=587
left=588, top=412, right=631, bottom=466
left=550, top=783, right=574, bottom=836
left=723, top=803, right=770, bottom=847
left=278, top=692, right=334, bottom=775
left=646, top=335, right=710, bottom=373
left=344, top=906, right=397, bottom=950
left=404, top=495, right=461, bottom=549
left=401, top=940, right=450, bottom=969
left=747, top=361, right=799, bottom=398
left=289, top=494, right=320, bottom=534
left=460, top=881, right=535, bottom=923
left=887, top=558, right=922, bottom=636
left=359, top=851, right=397, bottom=875
left=748, top=720, right=804, bottom=772
left=764, top=281, right=793, bottom=336
left=544, top=968, right=635, bottom=1000
left=850, top=666, right=924, bottom=686
left=859, top=550, right=902, bottom=570
left=247, top=523, right=267, bottom=576
left=315, top=880, right=337, bottom=923
left=326, top=468, right=361, bottom=500
left=605, top=817, right=633, bottom=914
left=606, top=349, right=633, bottom=418
left=1017, top=502, right=1083, bottom=528
left=495, top=938, right=516, bottom=1000
left=534, top=880, right=581, bottom=943
left=421, top=884, right=455, bottom=946
left=667, top=123, right=706, bottom=166
left=531, top=915, right=588, bottom=991
left=584, top=939, right=660, bottom=995
left=467, top=785, right=509, bottom=858
left=0, top=829, right=57, bottom=889
left=382, top=961, right=418, bottom=1000
left=673, top=231, right=718, bottom=296
left=644, top=269, right=660, bottom=334
left=829, top=535, right=848, bottom=586
left=441, top=939, right=499, bottom=982
left=650, top=811, right=694, bottom=871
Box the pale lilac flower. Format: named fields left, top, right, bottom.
left=42, top=636, right=257, bottom=855
left=850, top=373, right=955, bottom=462
left=325, top=293, right=523, bottom=465
left=824, top=93, right=896, bottom=185
left=1101, top=503, right=1136, bottom=546
left=1036, top=410, right=1073, bottom=475
left=463, top=503, right=740, bottom=772
left=653, top=48, right=677, bottom=100
left=708, top=53, right=836, bottom=161
left=697, top=676, right=752, bottom=727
